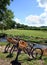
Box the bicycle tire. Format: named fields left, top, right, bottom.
left=32, top=48, right=43, bottom=59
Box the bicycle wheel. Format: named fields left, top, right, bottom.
left=32, top=48, right=43, bottom=59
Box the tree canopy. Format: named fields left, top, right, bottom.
left=0, top=0, right=13, bottom=21
left=0, top=0, right=16, bottom=29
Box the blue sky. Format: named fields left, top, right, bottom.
left=8, top=0, right=47, bottom=27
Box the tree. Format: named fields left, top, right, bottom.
left=2, top=10, right=16, bottom=29
left=0, top=0, right=13, bottom=21
left=0, top=0, right=16, bottom=29
left=5, top=20, right=16, bottom=29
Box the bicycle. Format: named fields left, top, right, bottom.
left=12, top=41, right=43, bottom=60
left=4, top=37, right=43, bottom=60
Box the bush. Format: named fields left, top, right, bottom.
left=0, top=33, right=7, bottom=38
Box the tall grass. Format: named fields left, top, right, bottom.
left=0, top=29, right=47, bottom=43
left=1, top=29, right=47, bottom=38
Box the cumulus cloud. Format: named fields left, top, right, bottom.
left=14, top=0, right=47, bottom=27
left=40, top=12, right=47, bottom=25
left=25, top=15, right=40, bottom=26
left=14, top=18, right=21, bottom=23
left=14, top=12, right=47, bottom=27
left=25, top=15, right=40, bottom=24
left=25, top=0, right=47, bottom=26
left=25, top=12, right=47, bottom=26
left=37, top=0, right=47, bottom=11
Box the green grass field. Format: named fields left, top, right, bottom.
left=3, top=29, right=47, bottom=38
left=0, top=29, right=47, bottom=43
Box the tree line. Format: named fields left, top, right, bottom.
left=15, top=23, right=47, bottom=31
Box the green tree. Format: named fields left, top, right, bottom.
left=2, top=10, right=16, bottom=29
left=0, top=0, right=13, bottom=21
left=0, top=0, right=16, bottom=29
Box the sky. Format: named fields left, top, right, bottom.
left=8, top=0, right=47, bottom=27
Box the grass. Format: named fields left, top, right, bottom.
left=0, top=42, right=7, bottom=46
left=0, top=51, right=47, bottom=65
left=0, top=29, right=47, bottom=38
left=0, top=29, right=47, bottom=44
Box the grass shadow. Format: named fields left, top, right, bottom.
left=10, top=58, right=32, bottom=65
left=11, top=60, right=21, bottom=65
left=6, top=54, right=13, bottom=58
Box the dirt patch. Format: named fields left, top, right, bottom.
left=36, top=60, right=44, bottom=65
left=0, top=59, right=11, bottom=65
left=0, top=46, right=5, bottom=52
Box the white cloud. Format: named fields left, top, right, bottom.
left=25, top=15, right=39, bottom=26
left=14, top=12, right=47, bottom=27
left=25, top=15, right=40, bottom=24
left=25, top=11, right=47, bottom=26
left=14, top=18, right=21, bottom=23
left=37, top=0, right=47, bottom=11
left=24, top=0, right=47, bottom=27
left=14, top=0, right=47, bottom=27
left=40, top=12, right=47, bottom=25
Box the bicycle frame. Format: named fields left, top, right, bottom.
left=22, top=45, right=33, bottom=56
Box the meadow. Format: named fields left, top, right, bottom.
left=0, top=29, right=47, bottom=44
left=3, top=29, right=47, bottom=38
